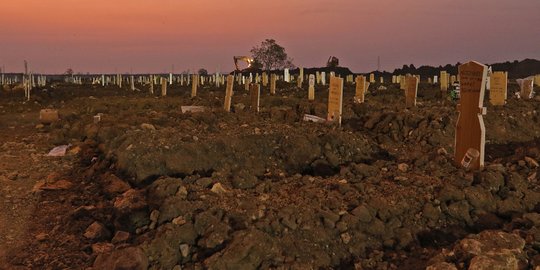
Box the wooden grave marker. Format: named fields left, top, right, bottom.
left=191, top=74, right=198, bottom=97
left=270, top=74, right=277, bottom=95
left=149, top=76, right=154, bottom=94
left=405, top=76, right=418, bottom=107
left=250, top=83, right=260, bottom=112
left=399, top=75, right=407, bottom=90
left=321, top=72, right=326, bottom=85
left=440, top=71, right=448, bottom=91
left=450, top=75, right=457, bottom=85
left=518, top=78, right=534, bottom=99
left=161, top=78, right=167, bottom=96
left=489, top=71, right=507, bottom=106
left=369, top=73, right=375, bottom=83
left=297, top=68, right=304, bottom=88
left=308, top=74, right=315, bottom=101
left=262, top=72, right=268, bottom=87
left=455, top=61, right=488, bottom=170
left=354, top=75, right=366, bottom=103
left=224, top=75, right=234, bottom=112
left=327, top=76, right=344, bottom=124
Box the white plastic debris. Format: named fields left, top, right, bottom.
left=47, top=144, right=71, bottom=157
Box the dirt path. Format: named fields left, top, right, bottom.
left=0, top=112, right=76, bottom=268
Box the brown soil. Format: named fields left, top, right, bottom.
left=0, top=80, right=540, bottom=269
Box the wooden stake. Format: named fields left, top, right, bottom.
left=308, top=74, right=315, bottom=101
left=405, top=76, right=418, bottom=107
left=224, top=75, right=234, bottom=112
left=250, top=83, right=260, bottom=112
left=191, top=74, right=198, bottom=97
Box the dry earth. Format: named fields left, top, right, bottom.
left=0, top=80, right=540, bottom=270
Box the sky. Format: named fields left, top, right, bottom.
left=0, top=0, right=539, bottom=74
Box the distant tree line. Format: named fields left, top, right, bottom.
left=393, top=59, right=540, bottom=79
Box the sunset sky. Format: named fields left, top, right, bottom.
left=0, top=0, right=539, bottom=74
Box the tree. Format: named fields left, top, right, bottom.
left=198, top=68, right=208, bottom=76
left=65, top=68, right=74, bottom=76
left=251, top=39, right=294, bottom=70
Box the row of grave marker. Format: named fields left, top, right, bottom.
left=216, top=61, right=520, bottom=172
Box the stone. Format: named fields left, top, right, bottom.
left=210, top=183, right=228, bottom=194
left=91, top=242, right=114, bottom=254
left=194, top=177, right=213, bottom=188
left=113, top=189, right=147, bottom=212
left=234, top=103, right=246, bottom=112
left=468, top=251, right=519, bottom=270
left=525, top=156, right=539, bottom=168
left=397, top=163, right=409, bottom=172
left=111, top=231, right=130, bottom=244
left=341, top=233, right=351, bottom=244
left=447, top=201, right=473, bottom=225
left=422, top=204, right=441, bottom=221
left=84, top=221, right=111, bottom=240
left=523, top=213, right=540, bottom=226
left=34, top=179, right=74, bottom=191
left=140, top=123, right=156, bottom=130
left=437, top=148, right=448, bottom=155
left=103, top=174, right=130, bottom=195
left=39, top=109, right=59, bottom=124
left=464, top=186, right=496, bottom=211
left=93, top=247, right=148, bottom=270
left=426, top=262, right=458, bottom=270
left=180, top=244, right=190, bottom=258
left=35, top=232, right=48, bottom=241
left=351, top=205, right=372, bottom=223
left=454, top=231, right=525, bottom=260
left=7, top=172, right=18, bottom=181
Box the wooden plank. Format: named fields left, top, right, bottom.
left=270, top=74, right=276, bottom=95
left=224, top=75, right=234, bottom=112
left=489, top=71, right=507, bottom=106
left=440, top=71, right=448, bottom=91
left=327, top=76, right=344, bottom=124
left=191, top=74, right=198, bottom=97
left=354, top=75, right=366, bottom=103
left=308, top=74, right=315, bottom=101
left=250, top=83, right=260, bottom=112
left=161, top=77, right=167, bottom=96
left=455, top=61, right=488, bottom=170
left=519, top=78, right=534, bottom=99
left=405, top=76, right=418, bottom=107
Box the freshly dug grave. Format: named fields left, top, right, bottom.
left=3, top=81, right=540, bottom=270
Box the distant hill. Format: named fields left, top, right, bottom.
left=392, top=58, right=540, bottom=79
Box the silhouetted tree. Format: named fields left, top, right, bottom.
left=251, top=39, right=294, bottom=70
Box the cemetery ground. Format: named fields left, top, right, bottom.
left=1, top=80, right=540, bottom=269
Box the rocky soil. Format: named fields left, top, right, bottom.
left=1, top=80, right=540, bottom=270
